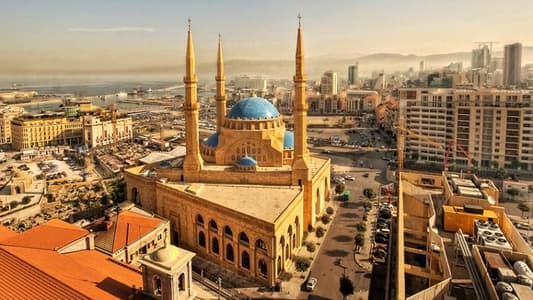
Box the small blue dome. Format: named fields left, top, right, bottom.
left=204, top=132, right=219, bottom=147
left=284, top=131, right=294, bottom=149
left=159, top=160, right=171, bottom=167
left=228, top=97, right=280, bottom=120
left=237, top=156, right=257, bottom=166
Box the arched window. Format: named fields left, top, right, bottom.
left=209, top=220, right=218, bottom=232
left=198, top=231, right=206, bottom=248
left=178, top=273, right=185, bottom=291
left=224, top=226, right=233, bottom=238
left=226, top=244, right=234, bottom=262
left=256, top=239, right=267, bottom=251
left=239, top=232, right=249, bottom=245
left=258, top=259, right=268, bottom=277
left=196, top=214, right=204, bottom=226
left=241, top=251, right=250, bottom=269
left=153, top=275, right=162, bottom=296
left=212, top=237, right=219, bottom=255
left=285, top=244, right=289, bottom=260
left=277, top=256, right=282, bottom=275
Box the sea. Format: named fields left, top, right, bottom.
left=0, top=75, right=214, bottom=113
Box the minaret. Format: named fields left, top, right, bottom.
left=292, top=15, right=310, bottom=182
left=182, top=19, right=203, bottom=176
left=215, top=33, right=227, bottom=132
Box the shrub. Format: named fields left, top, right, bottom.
left=335, top=184, right=345, bottom=194
left=21, top=196, right=33, bottom=205
left=356, top=222, right=367, bottom=232
left=306, top=242, right=316, bottom=252
left=363, top=188, right=376, bottom=199
left=363, top=201, right=372, bottom=210
left=326, top=206, right=334, bottom=215
left=9, top=201, right=19, bottom=209
left=355, top=233, right=365, bottom=247
left=295, top=256, right=311, bottom=272
left=303, top=231, right=308, bottom=241
left=315, top=226, right=325, bottom=238
left=307, top=224, right=315, bottom=232
left=321, top=214, right=331, bottom=224
left=363, top=215, right=368, bottom=221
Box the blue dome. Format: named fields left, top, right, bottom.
left=237, top=156, right=257, bottom=166
left=204, top=132, right=219, bottom=147
left=284, top=131, right=294, bottom=149
left=228, top=97, right=280, bottom=120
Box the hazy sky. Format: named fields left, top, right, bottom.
left=2, top=0, right=533, bottom=74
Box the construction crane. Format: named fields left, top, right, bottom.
left=474, top=41, right=499, bottom=53
left=396, top=118, right=444, bottom=173
left=444, top=140, right=473, bottom=171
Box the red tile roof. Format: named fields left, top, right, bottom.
left=0, top=225, right=17, bottom=241
left=0, top=219, right=88, bottom=250
left=1, top=245, right=142, bottom=299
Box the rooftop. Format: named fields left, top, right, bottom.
left=162, top=182, right=301, bottom=223
left=0, top=219, right=88, bottom=251
left=92, top=210, right=166, bottom=253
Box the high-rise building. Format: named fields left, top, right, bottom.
left=348, top=63, right=358, bottom=85
left=503, top=43, right=522, bottom=86
left=419, top=60, right=425, bottom=73
left=471, top=45, right=491, bottom=69
left=320, top=71, right=337, bottom=95
left=399, top=88, right=533, bottom=170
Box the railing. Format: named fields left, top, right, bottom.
left=191, top=269, right=244, bottom=300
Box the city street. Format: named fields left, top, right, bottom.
left=298, top=151, right=391, bottom=299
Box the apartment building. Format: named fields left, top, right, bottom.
left=11, top=112, right=83, bottom=151
left=0, top=106, right=24, bottom=145
left=399, top=88, right=533, bottom=170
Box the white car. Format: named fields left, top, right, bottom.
left=306, top=277, right=318, bottom=291
left=344, top=175, right=355, bottom=181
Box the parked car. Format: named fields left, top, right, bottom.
left=363, top=173, right=369, bottom=178
left=375, top=234, right=388, bottom=244
left=306, top=277, right=318, bottom=291
left=373, top=248, right=387, bottom=263
left=344, top=175, right=355, bottom=181
left=514, top=223, right=533, bottom=230
left=379, top=210, right=392, bottom=219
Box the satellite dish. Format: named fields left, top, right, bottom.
left=487, top=196, right=495, bottom=205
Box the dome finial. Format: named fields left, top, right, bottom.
left=188, top=17, right=191, bottom=31
left=298, top=13, right=302, bottom=28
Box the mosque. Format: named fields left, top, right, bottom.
left=125, top=19, right=331, bottom=286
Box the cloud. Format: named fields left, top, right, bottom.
left=68, top=26, right=156, bottom=33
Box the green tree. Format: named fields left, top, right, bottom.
left=363, top=188, right=376, bottom=199
left=518, top=202, right=530, bottom=218
left=294, top=257, right=311, bottom=271
left=355, top=233, right=365, bottom=252
left=110, top=178, right=126, bottom=204
left=335, top=183, right=345, bottom=194
left=508, top=188, right=520, bottom=201
left=511, top=159, right=521, bottom=170
left=340, top=275, right=354, bottom=300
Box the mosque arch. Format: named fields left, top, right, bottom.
left=196, top=214, right=204, bottom=226
left=239, top=232, right=249, bottom=245
left=226, top=244, right=234, bottom=262
left=198, top=231, right=206, bottom=248
left=241, top=251, right=250, bottom=269
left=224, top=225, right=233, bottom=238
left=258, top=259, right=268, bottom=277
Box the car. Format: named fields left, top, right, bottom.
left=377, top=217, right=391, bottom=225
left=379, top=211, right=392, bottom=219
left=363, top=173, right=369, bottom=178
left=373, top=248, right=387, bottom=263
left=375, top=235, right=388, bottom=244
left=306, top=277, right=318, bottom=291
left=514, top=223, right=533, bottom=230
left=344, top=175, right=355, bottom=181
left=376, top=222, right=389, bottom=230
left=377, top=228, right=390, bottom=235
left=321, top=150, right=331, bottom=154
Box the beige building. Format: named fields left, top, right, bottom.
left=399, top=88, right=533, bottom=170
left=320, top=70, right=337, bottom=95
left=345, top=90, right=380, bottom=113
left=125, top=23, right=331, bottom=287
left=11, top=112, right=83, bottom=151
left=0, top=106, right=24, bottom=145
left=83, top=115, right=133, bottom=148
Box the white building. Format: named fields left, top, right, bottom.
left=320, top=71, right=338, bottom=95
left=83, top=115, right=133, bottom=148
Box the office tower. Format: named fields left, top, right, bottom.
left=419, top=60, right=425, bottom=73
left=472, top=45, right=491, bottom=69
left=503, top=43, right=522, bottom=86
left=320, top=71, right=337, bottom=95
left=348, top=63, right=359, bottom=85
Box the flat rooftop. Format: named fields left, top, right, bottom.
left=162, top=182, right=302, bottom=224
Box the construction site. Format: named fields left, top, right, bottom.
left=391, top=118, right=533, bottom=300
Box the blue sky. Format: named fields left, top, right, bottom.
left=1, top=0, right=533, bottom=73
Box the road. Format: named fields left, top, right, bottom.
left=299, top=151, right=391, bottom=299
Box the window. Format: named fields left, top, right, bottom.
left=178, top=273, right=185, bottom=291
left=258, top=259, right=268, bottom=277
left=212, top=237, right=219, bottom=255
left=226, top=244, right=234, bottom=262
left=241, top=251, right=250, bottom=269
left=209, top=220, right=218, bottom=232
left=256, top=239, right=267, bottom=251
left=196, top=215, right=204, bottom=226
left=157, top=233, right=162, bottom=240
left=224, top=226, right=233, bottom=238
left=239, top=232, right=249, bottom=245
left=153, top=275, right=162, bottom=296
left=198, top=231, right=206, bottom=248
